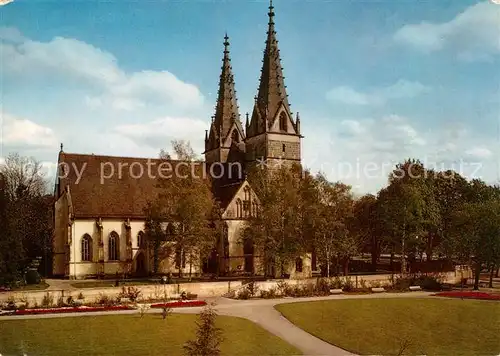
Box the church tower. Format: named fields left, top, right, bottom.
left=204, top=34, right=246, bottom=165
left=245, top=1, right=302, bottom=167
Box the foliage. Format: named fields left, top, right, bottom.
left=25, top=269, right=41, bottom=285
left=145, top=140, right=217, bottom=277
left=118, top=286, right=142, bottom=302
left=183, top=304, right=223, bottom=356
left=41, top=293, right=54, bottom=308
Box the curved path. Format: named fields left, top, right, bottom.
left=0, top=292, right=432, bottom=356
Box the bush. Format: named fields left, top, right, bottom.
left=25, top=269, right=41, bottom=285
left=416, top=275, right=442, bottom=291
left=359, top=278, right=368, bottom=290
left=184, top=304, right=223, bottom=356
left=97, top=293, right=115, bottom=306
left=260, top=287, right=277, bottom=299
left=237, top=288, right=251, bottom=300
left=77, top=292, right=85, bottom=300
left=343, top=277, right=354, bottom=292
left=118, top=286, right=141, bottom=302
left=41, top=293, right=54, bottom=308
left=66, top=296, right=74, bottom=306
left=331, top=276, right=343, bottom=289
left=56, top=296, right=65, bottom=307
left=316, top=278, right=330, bottom=295
left=276, top=280, right=290, bottom=296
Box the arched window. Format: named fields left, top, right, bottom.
left=231, top=130, right=239, bottom=143
left=252, top=201, right=258, bottom=217
left=279, top=112, right=287, bottom=132
left=295, top=257, right=303, bottom=273
left=109, top=231, right=119, bottom=261
left=236, top=199, right=242, bottom=218
left=137, top=231, right=145, bottom=248
left=81, top=234, right=92, bottom=262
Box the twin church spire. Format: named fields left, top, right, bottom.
left=205, top=1, right=301, bottom=162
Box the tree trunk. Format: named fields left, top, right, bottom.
left=370, top=236, right=378, bottom=272
left=343, top=257, right=349, bottom=276
left=496, top=266, right=499, bottom=278
left=489, top=263, right=495, bottom=288
left=473, top=262, right=481, bottom=290
left=426, top=232, right=433, bottom=262
left=326, top=252, right=330, bottom=278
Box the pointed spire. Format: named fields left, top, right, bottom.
left=248, top=0, right=291, bottom=137
left=206, top=33, right=244, bottom=151
left=296, top=112, right=300, bottom=134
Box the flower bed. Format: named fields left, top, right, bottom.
left=13, top=305, right=134, bottom=315
left=150, top=300, right=206, bottom=308
left=432, top=291, right=500, bottom=301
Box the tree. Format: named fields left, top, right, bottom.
left=145, top=141, right=216, bottom=278
left=183, top=304, right=223, bottom=356
left=352, top=194, right=380, bottom=271
left=246, top=163, right=305, bottom=277
left=0, top=154, right=53, bottom=285
left=448, top=180, right=500, bottom=290
left=312, top=174, right=355, bottom=277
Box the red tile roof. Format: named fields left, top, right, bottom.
left=56, top=152, right=245, bottom=218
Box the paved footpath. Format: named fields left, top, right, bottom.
left=0, top=292, right=432, bottom=356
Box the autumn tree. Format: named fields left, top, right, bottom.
left=145, top=140, right=216, bottom=278
left=352, top=194, right=380, bottom=271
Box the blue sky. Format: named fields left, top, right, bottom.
left=1, top=0, right=499, bottom=193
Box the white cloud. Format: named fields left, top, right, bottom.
left=114, top=117, right=208, bottom=154
left=394, top=2, right=500, bottom=61
left=303, top=114, right=497, bottom=194
left=1, top=30, right=205, bottom=112
left=326, top=80, right=429, bottom=106
left=1, top=113, right=57, bottom=149
left=465, top=146, right=493, bottom=159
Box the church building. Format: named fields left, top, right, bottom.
left=53, top=2, right=310, bottom=279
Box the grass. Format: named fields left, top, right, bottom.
left=11, top=282, right=50, bottom=291
left=276, top=298, right=500, bottom=356
left=0, top=313, right=301, bottom=356
left=70, top=280, right=157, bottom=288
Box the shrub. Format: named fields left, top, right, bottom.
left=66, top=296, right=74, bottom=306
left=276, top=280, right=290, bottom=296
left=56, top=296, right=65, bottom=307
left=359, top=278, right=368, bottom=290
left=25, top=269, right=41, bottom=285
left=118, top=286, right=141, bottom=302
left=41, top=293, right=54, bottom=308
left=371, top=280, right=382, bottom=288
left=260, top=287, right=277, bottom=299
left=97, top=293, right=114, bottom=306
left=245, top=281, right=259, bottom=297
left=343, top=277, right=354, bottom=292
left=237, top=288, right=251, bottom=300
left=331, top=276, right=343, bottom=289
left=184, top=304, right=223, bottom=356
left=416, top=275, right=442, bottom=291
left=393, top=276, right=412, bottom=291
left=77, top=292, right=85, bottom=300
left=316, top=278, right=330, bottom=295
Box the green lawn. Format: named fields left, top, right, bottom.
left=276, top=298, right=500, bottom=356
left=0, top=314, right=301, bottom=356
left=12, top=282, right=50, bottom=291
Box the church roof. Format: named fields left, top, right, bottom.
left=56, top=152, right=245, bottom=219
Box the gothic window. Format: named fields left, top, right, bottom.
left=137, top=231, right=145, bottom=248
left=252, top=201, right=258, bottom=217
left=108, top=231, right=119, bottom=261
left=279, top=112, right=287, bottom=132
left=295, top=257, right=303, bottom=273
left=81, top=234, right=92, bottom=262
left=231, top=129, right=239, bottom=143
left=236, top=199, right=242, bottom=218
left=282, top=144, right=286, bottom=153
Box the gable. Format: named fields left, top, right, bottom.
left=222, top=180, right=260, bottom=219
left=269, top=102, right=296, bottom=134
